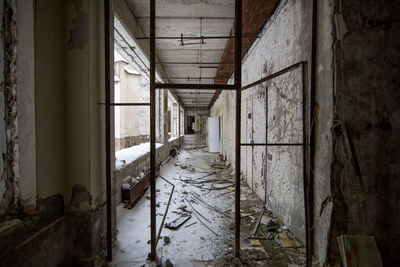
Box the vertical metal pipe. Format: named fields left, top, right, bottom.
left=104, top=0, right=112, bottom=262
left=234, top=0, right=242, bottom=258
left=149, top=0, right=157, bottom=260
left=302, top=61, right=312, bottom=267
left=308, top=0, right=318, bottom=264
left=265, top=85, right=268, bottom=204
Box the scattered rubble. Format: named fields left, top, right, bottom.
left=114, top=147, right=305, bottom=266
left=163, top=236, right=170, bottom=245
left=165, top=258, right=174, bottom=267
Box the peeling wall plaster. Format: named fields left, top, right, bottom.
left=16, top=0, right=36, bottom=209
left=0, top=0, right=5, bottom=203
left=331, top=0, right=400, bottom=264
left=211, top=0, right=312, bottom=244
left=313, top=0, right=334, bottom=265
left=0, top=0, right=20, bottom=216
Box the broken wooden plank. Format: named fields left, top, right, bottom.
left=250, top=210, right=264, bottom=237
left=165, top=215, right=191, bottom=230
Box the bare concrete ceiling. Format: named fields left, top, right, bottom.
left=124, top=0, right=279, bottom=109
left=126, top=0, right=235, bottom=107
left=209, top=0, right=279, bottom=108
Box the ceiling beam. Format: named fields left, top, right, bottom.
left=156, top=83, right=235, bottom=90
left=209, top=0, right=279, bottom=108
left=156, top=62, right=234, bottom=65
left=176, top=92, right=215, bottom=95
left=136, top=35, right=259, bottom=40
left=135, top=16, right=235, bottom=20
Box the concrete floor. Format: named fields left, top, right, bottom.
left=110, top=135, right=306, bottom=266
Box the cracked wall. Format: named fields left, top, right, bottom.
left=16, top=0, right=36, bottom=210
left=330, top=0, right=400, bottom=265
left=0, top=0, right=20, bottom=217
left=0, top=0, right=5, bottom=204
left=212, top=0, right=312, bottom=244
left=312, top=0, right=335, bottom=265
left=32, top=0, right=111, bottom=263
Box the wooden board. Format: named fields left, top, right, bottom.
left=165, top=215, right=192, bottom=230
left=122, top=164, right=161, bottom=207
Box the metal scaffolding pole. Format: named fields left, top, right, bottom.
left=104, top=0, right=112, bottom=262
left=234, top=0, right=242, bottom=258
left=238, top=61, right=310, bottom=266
left=147, top=0, right=243, bottom=261
left=149, top=0, right=157, bottom=260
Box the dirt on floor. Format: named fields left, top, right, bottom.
left=110, top=144, right=306, bottom=267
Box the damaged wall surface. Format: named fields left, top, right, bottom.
left=16, top=0, right=36, bottom=210
left=330, top=0, right=400, bottom=265
left=312, top=0, right=335, bottom=265
left=210, top=90, right=235, bottom=160
left=0, top=0, right=20, bottom=217
left=1, top=0, right=112, bottom=265
left=0, top=0, right=6, bottom=205
left=211, top=0, right=312, bottom=244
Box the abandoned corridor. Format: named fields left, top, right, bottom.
left=111, top=136, right=306, bottom=266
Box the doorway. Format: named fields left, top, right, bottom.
left=187, top=116, right=195, bottom=134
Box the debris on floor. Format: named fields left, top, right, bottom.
left=165, top=258, right=174, bottom=267
left=184, top=221, right=197, bottom=228
left=210, top=163, right=230, bottom=169
left=165, top=215, right=192, bottom=230
left=112, top=143, right=306, bottom=266
left=276, top=231, right=301, bottom=248
left=163, top=236, right=170, bottom=245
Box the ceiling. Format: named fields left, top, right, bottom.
left=123, top=0, right=279, bottom=109
left=125, top=0, right=235, bottom=108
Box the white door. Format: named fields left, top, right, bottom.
left=208, top=117, right=219, bottom=153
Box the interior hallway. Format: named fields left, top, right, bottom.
left=0, top=0, right=398, bottom=266
left=111, top=138, right=305, bottom=266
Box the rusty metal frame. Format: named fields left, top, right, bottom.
left=234, top=0, right=242, bottom=258
left=155, top=83, right=236, bottom=90
left=104, top=0, right=263, bottom=262
left=147, top=0, right=243, bottom=260
left=104, top=0, right=112, bottom=262
left=149, top=0, right=157, bottom=259
left=100, top=102, right=151, bottom=106
left=240, top=143, right=303, bottom=146
left=241, top=62, right=304, bottom=91
left=137, top=35, right=258, bottom=40
left=238, top=61, right=311, bottom=266
left=105, top=0, right=313, bottom=264
left=156, top=176, right=175, bottom=246
left=156, top=61, right=234, bottom=65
